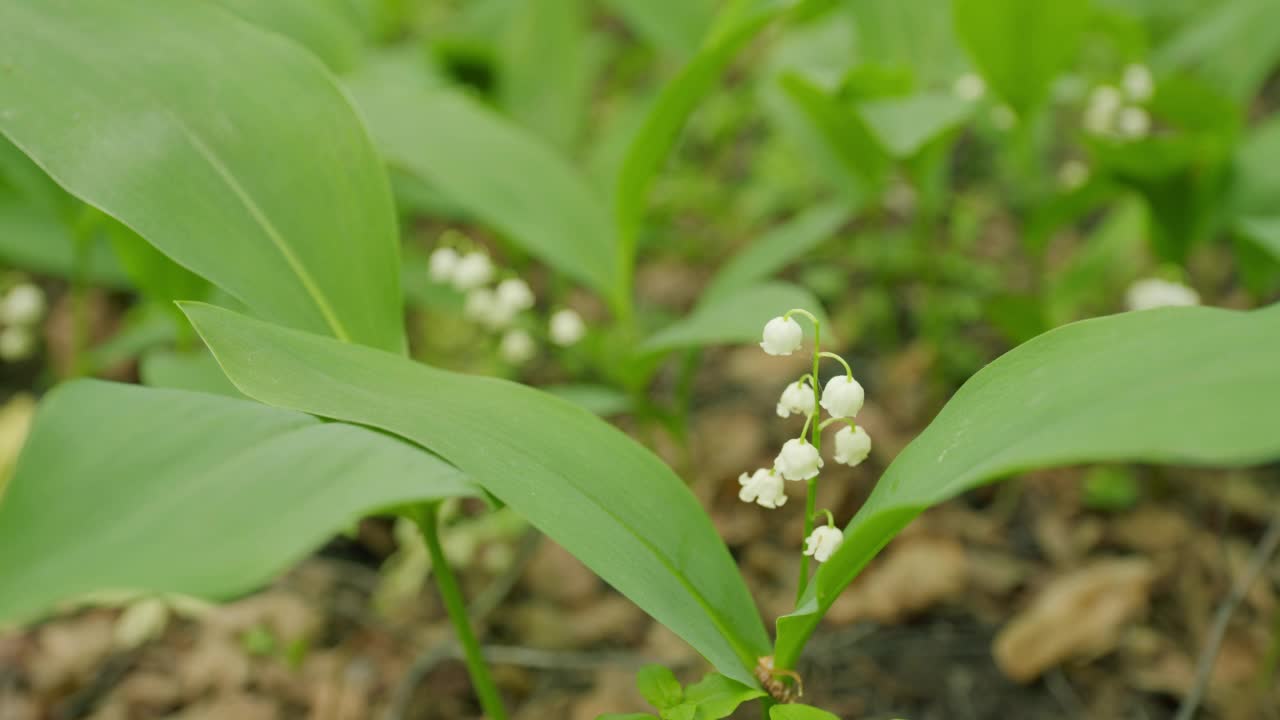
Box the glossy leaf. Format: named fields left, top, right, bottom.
left=637, top=665, right=683, bottom=710
left=184, top=304, right=771, bottom=686
left=702, top=203, right=848, bottom=302
left=216, top=0, right=363, bottom=72
left=663, top=673, right=765, bottom=719
left=770, top=705, right=840, bottom=720
left=544, top=384, right=634, bottom=417
left=140, top=349, right=245, bottom=399
left=776, top=304, right=1280, bottom=666
left=643, top=282, right=828, bottom=353
left=344, top=49, right=617, bottom=299
left=0, top=196, right=128, bottom=287
left=0, top=381, right=476, bottom=624
left=0, top=0, right=404, bottom=351
left=953, top=0, right=1091, bottom=113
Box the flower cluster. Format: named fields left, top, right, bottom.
left=0, top=281, right=45, bottom=362
left=740, top=310, right=875, bottom=565
left=1084, top=64, right=1154, bottom=140
left=427, top=237, right=585, bottom=363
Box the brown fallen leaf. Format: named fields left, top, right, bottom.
left=994, top=558, right=1156, bottom=682
left=825, top=536, right=968, bottom=625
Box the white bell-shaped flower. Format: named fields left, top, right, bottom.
left=776, top=379, right=814, bottom=419
left=1122, top=64, right=1154, bottom=102
left=1058, top=160, right=1089, bottom=190
left=465, top=288, right=498, bottom=322
left=738, top=468, right=787, bottom=509
left=820, top=375, right=865, bottom=419
left=775, top=438, right=823, bottom=481
left=496, top=278, right=535, bottom=313
left=1084, top=85, right=1122, bottom=134
left=500, top=329, right=536, bottom=364
left=1125, top=278, right=1199, bottom=311
left=0, top=283, right=45, bottom=327
left=0, top=325, right=34, bottom=362
left=428, top=247, right=460, bottom=283
left=803, top=525, right=844, bottom=563
left=760, top=316, right=803, bottom=356
left=549, top=308, right=585, bottom=346
left=452, top=251, right=494, bottom=291
left=1116, top=106, right=1150, bottom=140
left=952, top=72, right=985, bottom=102
left=833, top=425, right=872, bottom=467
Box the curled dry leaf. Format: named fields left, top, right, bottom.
left=994, top=558, right=1156, bottom=682
left=825, top=536, right=968, bottom=625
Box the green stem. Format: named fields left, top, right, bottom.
left=795, top=316, right=822, bottom=604
left=414, top=505, right=509, bottom=720
left=817, top=351, right=852, bottom=379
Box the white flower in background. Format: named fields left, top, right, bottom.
left=500, top=329, right=536, bottom=364
left=0, top=283, right=45, bottom=327
left=990, top=104, right=1017, bottom=131
left=776, top=379, right=815, bottom=419
left=464, top=288, right=498, bottom=323
left=495, top=278, right=535, bottom=314
left=775, top=438, right=823, bottom=481
left=1057, top=160, right=1090, bottom=190
left=1122, top=64, right=1154, bottom=102
left=428, top=247, right=460, bottom=284
left=833, top=425, right=872, bottom=467
left=803, top=525, right=844, bottom=563
left=760, top=316, right=803, bottom=356
left=820, top=375, right=865, bottom=419
left=953, top=72, right=986, bottom=102
left=883, top=181, right=917, bottom=216
left=1084, top=85, right=1122, bottom=134
left=549, top=308, right=585, bottom=346
left=1116, top=106, right=1151, bottom=140
left=738, top=468, right=787, bottom=509
left=1125, top=278, right=1200, bottom=311
left=452, top=251, right=494, bottom=291
left=0, top=326, right=34, bottom=362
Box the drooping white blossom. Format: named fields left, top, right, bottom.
left=1125, top=278, right=1200, bottom=311
left=500, top=329, right=536, bottom=364
left=803, top=525, right=844, bottom=563
left=953, top=72, right=986, bottom=102
left=0, top=325, right=34, bottom=362
left=465, top=288, right=498, bottom=323
left=428, top=247, right=461, bottom=284
left=775, top=438, right=823, bottom=481
left=738, top=468, right=788, bottom=509
left=1084, top=85, right=1123, bottom=135
left=1122, top=64, right=1154, bottom=102
left=452, top=251, right=494, bottom=291
left=0, top=283, right=45, bottom=327
left=495, top=278, right=535, bottom=313
left=760, top=316, right=803, bottom=356
left=1057, top=160, right=1090, bottom=190
left=1116, top=106, right=1151, bottom=140
left=820, top=375, right=865, bottom=419
left=549, top=308, right=585, bottom=346
left=833, top=425, right=872, bottom=467
left=776, top=379, right=815, bottom=419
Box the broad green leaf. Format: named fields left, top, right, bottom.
left=217, top=0, right=363, bottom=72
left=847, top=0, right=966, bottom=87
left=183, top=304, right=771, bottom=686
left=779, top=73, right=890, bottom=190
left=1231, top=116, right=1280, bottom=220
left=663, top=673, right=765, bottom=719
left=1237, top=217, right=1280, bottom=263
left=140, top=349, right=245, bottom=399
left=0, top=196, right=128, bottom=287
left=637, top=665, right=684, bottom=710
left=703, top=203, right=848, bottom=302
left=643, top=282, right=828, bottom=353
left=776, top=304, right=1280, bottom=666
left=0, top=0, right=404, bottom=352
left=616, top=0, right=800, bottom=278
left=544, top=384, right=634, bottom=417
left=953, top=0, right=1091, bottom=113
left=344, top=49, right=617, bottom=299
left=602, top=0, right=716, bottom=56
left=499, top=0, right=593, bottom=150
left=859, top=93, right=973, bottom=158
left=106, top=222, right=209, bottom=307
left=1154, top=0, right=1280, bottom=103
left=770, top=705, right=840, bottom=720
left=0, top=381, right=475, bottom=624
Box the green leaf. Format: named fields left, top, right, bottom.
left=344, top=49, right=617, bottom=300
left=544, top=384, right=634, bottom=417
left=183, top=303, right=771, bottom=686
left=846, top=0, right=966, bottom=87
left=663, top=673, right=765, bottom=719
left=597, top=715, right=658, bottom=720
left=858, top=92, right=973, bottom=158
left=643, top=282, right=828, bottom=353
left=0, top=381, right=476, bottom=624
left=216, top=0, right=363, bottom=73
left=106, top=221, right=209, bottom=307
left=776, top=304, right=1280, bottom=666
left=0, top=195, right=128, bottom=287
left=616, top=0, right=800, bottom=277
left=1236, top=217, right=1280, bottom=262
left=1154, top=0, right=1280, bottom=103
left=953, top=0, right=1091, bottom=113
left=601, top=0, right=715, bottom=56
left=778, top=73, right=890, bottom=190
left=770, top=705, right=840, bottom=720
left=499, top=0, right=593, bottom=150
left=140, top=349, right=245, bottom=399
left=1231, top=116, right=1280, bottom=220
left=703, top=203, right=848, bottom=302
left=637, top=665, right=684, bottom=710
left=0, top=0, right=404, bottom=352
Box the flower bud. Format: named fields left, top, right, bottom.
left=833, top=425, right=872, bottom=467
left=1, top=283, right=46, bottom=327
left=452, top=251, right=494, bottom=291
left=0, top=326, right=34, bottom=362
left=500, top=329, right=536, bottom=364
left=464, top=288, right=498, bottom=323
left=1116, top=106, right=1150, bottom=140
left=549, top=309, right=585, bottom=346
left=1122, top=64, right=1154, bottom=102
left=428, top=247, right=460, bottom=284
left=760, top=316, right=803, bottom=356
left=776, top=379, right=814, bottom=419
left=803, top=525, right=843, bottom=563
left=775, top=438, right=823, bottom=481
left=820, top=375, right=865, bottom=419
left=495, top=278, right=535, bottom=313
left=738, top=468, right=787, bottom=509
left=952, top=72, right=985, bottom=102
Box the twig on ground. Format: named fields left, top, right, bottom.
left=1175, top=511, right=1280, bottom=720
